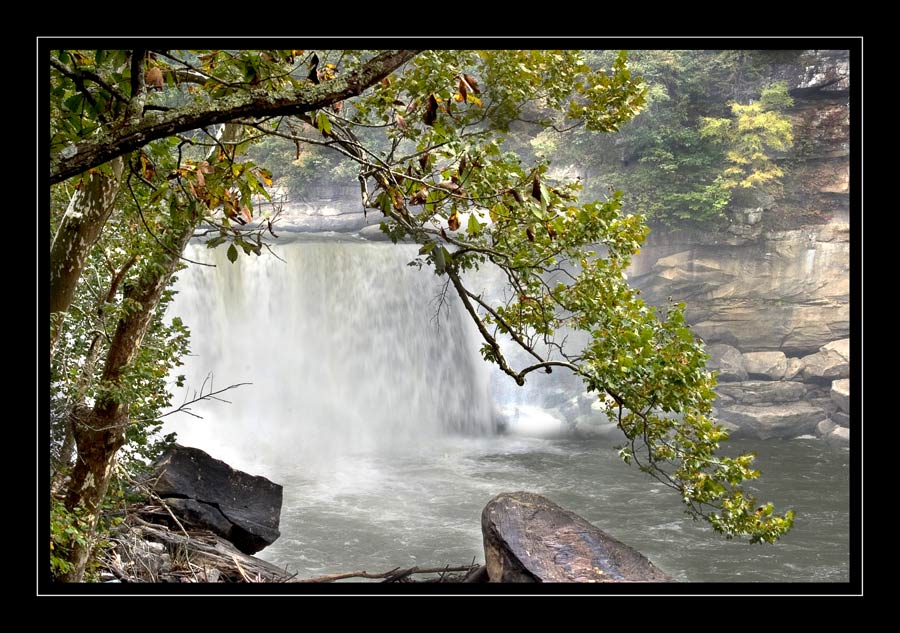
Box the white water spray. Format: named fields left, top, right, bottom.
left=165, top=237, right=497, bottom=475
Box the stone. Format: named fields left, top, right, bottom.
left=816, top=419, right=836, bottom=437
left=822, top=338, right=849, bottom=361
left=742, top=351, right=788, bottom=380
left=824, top=426, right=850, bottom=448
left=706, top=344, right=747, bottom=382
left=151, top=444, right=283, bottom=554
left=481, top=492, right=671, bottom=583
left=799, top=349, right=849, bottom=385
left=715, top=381, right=808, bottom=406
left=808, top=396, right=837, bottom=418
left=831, top=411, right=850, bottom=427
left=831, top=379, right=849, bottom=413
left=718, top=402, right=825, bottom=439
left=784, top=357, right=805, bottom=381
left=164, top=498, right=234, bottom=536
left=629, top=225, right=849, bottom=356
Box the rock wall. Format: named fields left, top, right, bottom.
left=629, top=50, right=851, bottom=443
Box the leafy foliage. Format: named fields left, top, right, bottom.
left=289, top=49, right=793, bottom=542
left=700, top=82, right=794, bottom=195
left=49, top=49, right=795, bottom=584
left=527, top=51, right=798, bottom=228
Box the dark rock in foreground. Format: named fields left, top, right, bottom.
left=481, top=491, right=671, bottom=583
left=151, top=444, right=282, bottom=554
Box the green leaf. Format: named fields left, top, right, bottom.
left=467, top=213, right=482, bottom=236
left=148, top=184, right=169, bottom=206
left=434, top=245, right=447, bottom=274
left=539, top=183, right=551, bottom=212
left=226, top=244, right=238, bottom=263
left=316, top=111, right=332, bottom=135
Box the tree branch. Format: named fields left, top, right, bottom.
left=50, top=50, right=423, bottom=184
left=49, top=56, right=129, bottom=105
left=291, top=564, right=479, bottom=583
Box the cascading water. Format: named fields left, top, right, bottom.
left=165, top=236, right=497, bottom=475
left=162, top=233, right=849, bottom=582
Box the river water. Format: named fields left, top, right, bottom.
left=166, top=236, right=850, bottom=583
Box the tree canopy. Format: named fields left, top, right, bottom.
left=48, top=48, right=794, bottom=582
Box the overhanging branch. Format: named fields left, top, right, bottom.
left=50, top=50, right=422, bottom=185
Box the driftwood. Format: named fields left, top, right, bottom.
left=98, top=513, right=294, bottom=583
left=291, top=563, right=481, bottom=583
left=99, top=503, right=485, bottom=584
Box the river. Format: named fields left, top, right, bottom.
left=165, top=236, right=850, bottom=583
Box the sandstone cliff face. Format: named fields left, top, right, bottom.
left=629, top=50, right=851, bottom=442
left=632, top=223, right=849, bottom=356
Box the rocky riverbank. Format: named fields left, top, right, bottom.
left=98, top=447, right=669, bottom=584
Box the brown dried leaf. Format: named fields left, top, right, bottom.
left=424, top=94, right=438, bottom=126
left=308, top=53, right=320, bottom=84
left=145, top=66, right=164, bottom=91
left=436, top=181, right=463, bottom=194
left=448, top=211, right=460, bottom=231
left=410, top=186, right=429, bottom=206
left=546, top=223, right=557, bottom=240
left=458, top=78, right=468, bottom=103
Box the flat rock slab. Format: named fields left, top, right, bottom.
left=718, top=402, right=824, bottom=439
left=481, top=492, right=671, bottom=583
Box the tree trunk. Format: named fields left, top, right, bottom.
left=49, top=158, right=123, bottom=359
left=59, top=222, right=195, bottom=582
left=58, top=125, right=239, bottom=582
left=50, top=332, right=103, bottom=493
left=51, top=252, right=138, bottom=492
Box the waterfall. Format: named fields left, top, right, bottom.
left=164, top=237, right=497, bottom=473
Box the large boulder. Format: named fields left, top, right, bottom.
left=831, top=379, right=850, bottom=414
left=742, top=351, right=788, bottom=380
left=715, top=380, right=808, bottom=406
left=706, top=344, right=748, bottom=382
left=481, top=492, right=671, bottom=583
left=799, top=349, right=849, bottom=385
left=151, top=445, right=283, bottom=554
left=719, top=402, right=824, bottom=439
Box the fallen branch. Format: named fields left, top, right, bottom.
left=291, top=564, right=480, bottom=583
